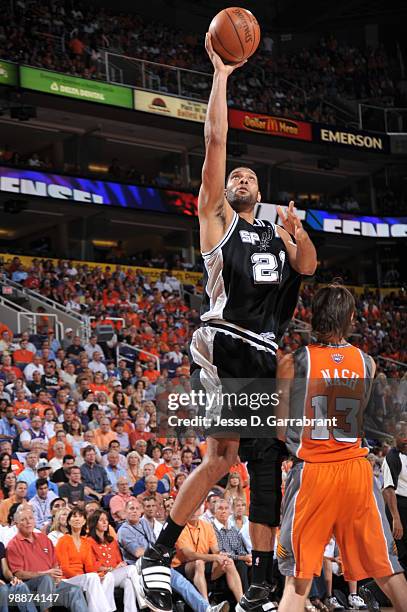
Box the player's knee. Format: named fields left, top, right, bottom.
left=202, top=455, right=230, bottom=480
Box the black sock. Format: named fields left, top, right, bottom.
left=252, top=550, right=272, bottom=585
left=266, top=553, right=275, bottom=587
left=156, top=516, right=185, bottom=549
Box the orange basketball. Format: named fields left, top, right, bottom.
left=208, top=7, right=261, bottom=64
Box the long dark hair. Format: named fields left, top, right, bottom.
left=311, top=283, right=355, bottom=343
left=87, top=509, right=113, bottom=544
left=0, top=453, right=12, bottom=474
left=66, top=507, right=87, bottom=536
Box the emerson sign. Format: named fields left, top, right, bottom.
left=313, top=123, right=388, bottom=153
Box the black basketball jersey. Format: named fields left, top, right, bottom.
left=200, top=212, right=301, bottom=341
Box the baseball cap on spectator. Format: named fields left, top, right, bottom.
left=162, top=447, right=173, bottom=453
left=207, top=489, right=222, bottom=500
left=36, top=458, right=51, bottom=471
left=112, top=381, right=122, bottom=387
left=65, top=328, right=73, bottom=333
left=83, top=390, right=93, bottom=399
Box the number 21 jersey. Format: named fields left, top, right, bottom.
left=200, top=211, right=301, bottom=341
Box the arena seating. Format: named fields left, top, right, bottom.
left=0, top=252, right=405, bottom=608
left=0, top=0, right=402, bottom=125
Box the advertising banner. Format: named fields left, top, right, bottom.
left=134, top=90, right=207, bottom=122
left=313, top=123, right=389, bottom=153
left=0, top=166, right=198, bottom=215
left=255, top=203, right=407, bottom=238
left=1, top=166, right=403, bottom=237
left=19, top=67, right=133, bottom=108
left=0, top=60, right=18, bottom=86
left=228, top=109, right=312, bottom=141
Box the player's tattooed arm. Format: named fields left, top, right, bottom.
left=276, top=202, right=317, bottom=276
left=198, top=33, right=245, bottom=251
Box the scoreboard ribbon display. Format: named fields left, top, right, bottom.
left=1, top=166, right=405, bottom=237
left=0, top=166, right=197, bottom=215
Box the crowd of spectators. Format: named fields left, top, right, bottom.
left=0, top=0, right=402, bottom=125
left=0, top=252, right=405, bottom=607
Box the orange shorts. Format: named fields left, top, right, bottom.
left=277, top=457, right=402, bottom=581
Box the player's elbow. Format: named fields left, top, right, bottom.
left=204, top=132, right=227, bottom=148
left=297, top=261, right=317, bottom=276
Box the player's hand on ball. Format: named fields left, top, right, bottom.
left=277, top=201, right=307, bottom=241
left=205, top=33, right=247, bottom=75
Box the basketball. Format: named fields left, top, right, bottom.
left=208, top=7, right=261, bottom=64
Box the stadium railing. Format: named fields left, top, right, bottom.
left=0, top=278, right=90, bottom=341
left=104, top=51, right=212, bottom=101
left=116, top=342, right=161, bottom=371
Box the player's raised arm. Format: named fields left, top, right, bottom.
left=198, top=33, right=246, bottom=252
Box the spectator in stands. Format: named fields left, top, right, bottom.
left=23, top=355, right=44, bottom=382
left=105, top=450, right=127, bottom=493
left=29, top=478, right=57, bottom=530
left=136, top=474, right=164, bottom=512
left=180, top=448, right=196, bottom=475
left=228, top=498, right=249, bottom=531
left=129, top=417, right=152, bottom=448
left=113, top=420, right=130, bottom=452
left=80, top=445, right=111, bottom=502
left=0, top=471, right=16, bottom=501
left=139, top=496, right=163, bottom=540
left=6, top=505, right=87, bottom=611
left=66, top=336, right=85, bottom=360
left=59, top=466, right=86, bottom=508
left=0, top=404, right=22, bottom=444
left=109, top=476, right=134, bottom=524
left=55, top=507, right=112, bottom=612
left=27, top=459, right=58, bottom=499
left=117, top=499, right=229, bottom=612
left=87, top=508, right=139, bottom=612
left=155, top=446, right=174, bottom=479
left=49, top=441, right=66, bottom=472
left=224, top=472, right=247, bottom=509
left=17, top=453, right=38, bottom=487
left=51, top=454, right=75, bottom=485
left=0, top=481, right=27, bottom=526
left=47, top=506, right=70, bottom=546
left=126, top=451, right=141, bottom=486
left=0, top=537, right=38, bottom=611
left=89, top=352, right=107, bottom=377
left=94, top=417, right=117, bottom=452
left=19, top=416, right=48, bottom=451
left=212, top=498, right=251, bottom=592
left=84, top=335, right=105, bottom=361
left=173, top=505, right=244, bottom=602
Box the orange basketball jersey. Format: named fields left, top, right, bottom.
left=286, top=343, right=375, bottom=462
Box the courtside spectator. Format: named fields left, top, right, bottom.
left=6, top=505, right=87, bottom=611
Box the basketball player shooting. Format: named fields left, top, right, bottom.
left=276, top=284, right=407, bottom=612
left=136, top=33, right=317, bottom=612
